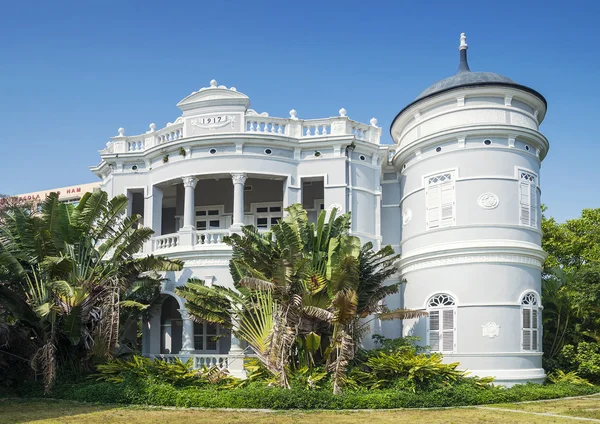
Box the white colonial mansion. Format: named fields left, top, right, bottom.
left=13, top=34, right=549, bottom=385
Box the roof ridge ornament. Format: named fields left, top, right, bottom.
left=459, top=33, right=468, bottom=51
left=457, top=32, right=471, bottom=74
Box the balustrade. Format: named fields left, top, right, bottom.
left=105, top=112, right=380, bottom=156
left=148, top=354, right=230, bottom=370
left=302, top=120, right=331, bottom=137
left=197, top=229, right=228, bottom=246
left=156, top=125, right=184, bottom=144
left=153, top=234, right=180, bottom=251
left=127, top=138, right=145, bottom=152
left=246, top=117, right=287, bottom=135
left=193, top=354, right=230, bottom=369
left=351, top=123, right=371, bottom=141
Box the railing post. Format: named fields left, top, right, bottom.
left=330, top=109, right=352, bottom=136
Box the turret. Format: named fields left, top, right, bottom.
left=391, top=34, right=549, bottom=386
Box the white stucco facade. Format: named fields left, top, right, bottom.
left=15, top=35, right=548, bottom=385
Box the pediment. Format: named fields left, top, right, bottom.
left=177, top=80, right=250, bottom=112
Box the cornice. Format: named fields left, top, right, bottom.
left=392, top=124, right=549, bottom=165
left=399, top=239, right=547, bottom=274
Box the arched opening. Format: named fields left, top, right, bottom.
left=426, top=293, right=457, bottom=353
left=160, top=296, right=182, bottom=354
left=520, top=291, right=541, bottom=351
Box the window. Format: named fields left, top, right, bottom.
left=425, top=172, right=455, bottom=230
left=193, top=322, right=219, bottom=352
left=519, top=170, right=538, bottom=227
left=521, top=292, right=540, bottom=351
left=264, top=148, right=272, bottom=155
left=195, top=207, right=224, bottom=231
left=484, top=139, right=492, bottom=146
left=427, top=294, right=456, bottom=353
left=254, top=203, right=283, bottom=230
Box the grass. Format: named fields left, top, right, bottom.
left=2, top=396, right=600, bottom=424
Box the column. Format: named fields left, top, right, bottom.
left=227, top=314, right=247, bottom=379
left=181, top=176, right=198, bottom=230
left=178, top=309, right=195, bottom=354
left=143, top=185, right=163, bottom=253
left=231, top=173, right=247, bottom=231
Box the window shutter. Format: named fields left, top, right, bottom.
left=430, top=332, right=440, bottom=352
left=429, top=311, right=440, bottom=351
left=426, top=186, right=440, bottom=229
left=523, top=308, right=531, bottom=328
left=531, top=309, right=538, bottom=350
left=523, top=329, right=531, bottom=350
left=430, top=310, right=439, bottom=330
left=523, top=308, right=532, bottom=351
left=440, top=181, right=454, bottom=226
left=442, top=309, right=454, bottom=352
left=520, top=181, right=531, bottom=225
left=530, top=184, right=537, bottom=227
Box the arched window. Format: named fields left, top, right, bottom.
left=521, top=292, right=540, bottom=351
left=427, top=293, right=456, bottom=353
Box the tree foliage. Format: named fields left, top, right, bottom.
left=0, top=191, right=182, bottom=392
left=542, top=206, right=600, bottom=377
left=177, top=204, right=424, bottom=394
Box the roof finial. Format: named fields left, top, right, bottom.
left=457, top=32, right=471, bottom=73
left=459, top=33, right=468, bottom=51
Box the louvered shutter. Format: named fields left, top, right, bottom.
left=442, top=309, right=454, bottom=352
left=429, top=311, right=440, bottom=351
left=530, top=184, right=537, bottom=227
left=522, top=308, right=532, bottom=350
left=426, top=185, right=440, bottom=229
left=440, top=181, right=454, bottom=227
left=531, top=309, right=538, bottom=350
left=520, top=181, right=531, bottom=225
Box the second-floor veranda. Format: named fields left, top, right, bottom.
left=132, top=172, right=327, bottom=257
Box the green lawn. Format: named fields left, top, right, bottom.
left=2, top=396, right=600, bottom=424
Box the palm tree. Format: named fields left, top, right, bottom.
left=0, top=191, right=182, bottom=392
left=177, top=204, right=425, bottom=393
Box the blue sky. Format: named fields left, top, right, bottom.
left=0, top=0, right=598, bottom=222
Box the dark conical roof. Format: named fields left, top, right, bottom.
left=391, top=34, right=547, bottom=133
left=416, top=33, right=518, bottom=100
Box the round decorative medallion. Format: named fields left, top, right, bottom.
left=478, top=193, right=499, bottom=209
left=402, top=208, right=412, bottom=226
left=327, top=204, right=343, bottom=215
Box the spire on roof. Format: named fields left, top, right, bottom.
left=457, top=32, right=471, bottom=73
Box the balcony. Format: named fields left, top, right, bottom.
left=152, top=229, right=231, bottom=253
left=101, top=106, right=381, bottom=157
left=134, top=174, right=327, bottom=258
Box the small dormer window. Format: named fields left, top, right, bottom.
left=209, top=148, right=217, bottom=155
left=264, top=148, right=272, bottom=155
left=435, top=147, right=442, bottom=153
left=359, top=155, right=366, bottom=161
left=484, top=139, right=492, bottom=146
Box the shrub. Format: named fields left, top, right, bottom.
left=548, top=370, right=593, bottom=386
left=94, top=355, right=236, bottom=387
left=349, top=336, right=493, bottom=392
left=22, top=379, right=600, bottom=409
left=559, top=342, right=600, bottom=383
